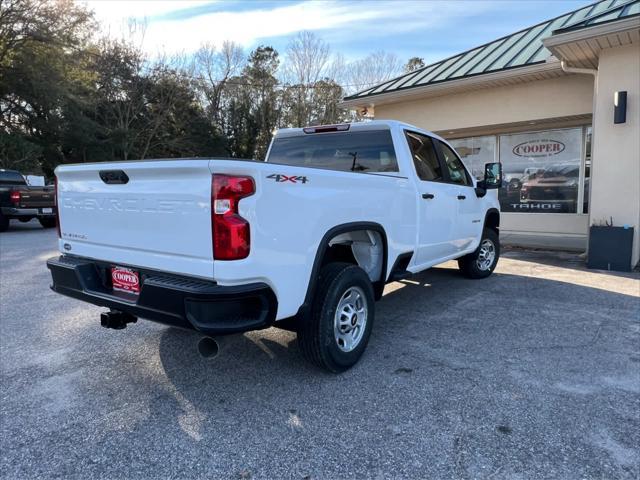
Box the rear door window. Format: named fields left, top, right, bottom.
left=0, top=170, right=27, bottom=185
left=405, top=131, right=443, bottom=181
left=267, top=130, right=398, bottom=173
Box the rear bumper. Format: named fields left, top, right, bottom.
left=1, top=207, right=56, bottom=217
left=46, top=255, right=277, bottom=335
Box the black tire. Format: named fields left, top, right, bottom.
left=458, top=228, right=500, bottom=279
left=38, top=217, right=57, bottom=229
left=297, top=262, right=375, bottom=373
left=0, top=214, right=8, bottom=232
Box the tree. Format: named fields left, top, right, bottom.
left=90, top=38, right=149, bottom=161
left=0, top=0, right=95, bottom=174
left=344, top=51, right=402, bottom=95
left=404, top=57, right=425, bottom=72
left=220, top=46, right=280, bottom=159
left=0, top=6, right=422, bottom=173
left=283, top=31, right=334, bottom=127
left=140, top=67, right=226, bottom=159
left=0, top=133, right=42, bottom=172
left=194, top=41, right=244, bottom=130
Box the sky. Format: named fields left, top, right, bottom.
left=84, top=0, right=593, bottom=64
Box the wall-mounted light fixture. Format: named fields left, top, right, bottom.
left=614, top=91, right=627, bottom=124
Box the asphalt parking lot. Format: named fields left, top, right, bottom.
left=1, top=220, right=639, bottom=480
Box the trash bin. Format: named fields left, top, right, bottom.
left=587, top=225, right=634, bottom=272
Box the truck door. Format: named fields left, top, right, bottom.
left=405, top=131, right=459, bottom=266
left=436, top=140, right=482, bottom=252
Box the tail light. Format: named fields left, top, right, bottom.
left=9, top=190, right=20, bottom=205
left=55, top=176, right=61, bottom=238
left=211, top=174, right=255, bottom=260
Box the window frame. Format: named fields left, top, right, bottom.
left=434, top=140, right=473, bottom=187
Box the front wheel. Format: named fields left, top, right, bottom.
left=297, top=262, right=375, bottom=373
left=458, top=228, right=500, bottom=279
left=38, top=217, right=57, bottom=229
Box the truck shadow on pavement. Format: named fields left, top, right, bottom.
left=4, top=259, right=637, bottom=480
left=146, top=264, right=639, bottom=477
left=157, top=265, right=638, bottom=385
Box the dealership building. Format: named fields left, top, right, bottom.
left=341, top=0, right=640, bottom=269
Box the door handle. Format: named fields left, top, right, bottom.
left=457, top=195, right=466, bottom=200
left=422, top=193, right=435, bottom=199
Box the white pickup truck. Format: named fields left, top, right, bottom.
left=47, top=120, right=502, bottom=372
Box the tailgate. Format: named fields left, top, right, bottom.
left=56, top=160, right=214, bottom=279
left=17, top=187, right=55, bottom=209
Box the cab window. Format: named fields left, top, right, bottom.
left=268, top=130, right=399, bottom=173
left=405, top=131, right=442, bottom=182
left=438, top=141, right=471, bottom=186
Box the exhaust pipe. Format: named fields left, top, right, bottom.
left=197, top=336, right=228, bottom=359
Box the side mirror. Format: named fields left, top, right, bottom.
left=475, top=162, right=502, bottom=197
left=482, top=162, right=502, bottom=189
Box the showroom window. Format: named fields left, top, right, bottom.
left=451, top=127, right=589, bottom=214
left=449, top=135, right=496, bottom=180
left=499, top=128, right=583, bottom=214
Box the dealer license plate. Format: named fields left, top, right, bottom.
left=111, top=266, right=141, bottom=294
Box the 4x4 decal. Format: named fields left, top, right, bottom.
left=267, top=174, right=309, bottom=184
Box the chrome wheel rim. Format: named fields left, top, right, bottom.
left=334, top=286, right=368, bottom=352
left=476, top=239, right=496, bottom=271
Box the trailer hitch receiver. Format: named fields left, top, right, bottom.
left=100, top=310, right=138, bottom=330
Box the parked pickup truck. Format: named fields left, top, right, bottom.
left=0, top=169, right=57, bottom=232
left=47, top=120, right=502, bottom=372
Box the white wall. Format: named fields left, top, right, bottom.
left=374, top=74, right=594, bottom=132
left=590, top=43, right=640, bottom=267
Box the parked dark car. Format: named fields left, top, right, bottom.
left=0, top=169, right=56, bottom=232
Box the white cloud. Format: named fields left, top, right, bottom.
left=82, top=0, right=497, bottom=56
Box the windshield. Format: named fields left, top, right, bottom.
left=268, top=130, right=398, bottom=173
left=0, top=170, right=27, bottom=185
left=541, top=165, right=578, bottom=178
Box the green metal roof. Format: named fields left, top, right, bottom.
left=554, top=0, right=639, bottom=33
left=343, top=0, right=637, bottom=102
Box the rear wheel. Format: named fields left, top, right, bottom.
left=0, top=214, right=9, bottom=232
left=38, top=217, right=56, bottom=229
left=297, top=262, right=375, bottom=373
left=458, top=228, right=500, bottom=279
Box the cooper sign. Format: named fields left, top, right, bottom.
left=111, top=266, right=140, bottom=293
left=513, top=139, right=565, bottom=158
